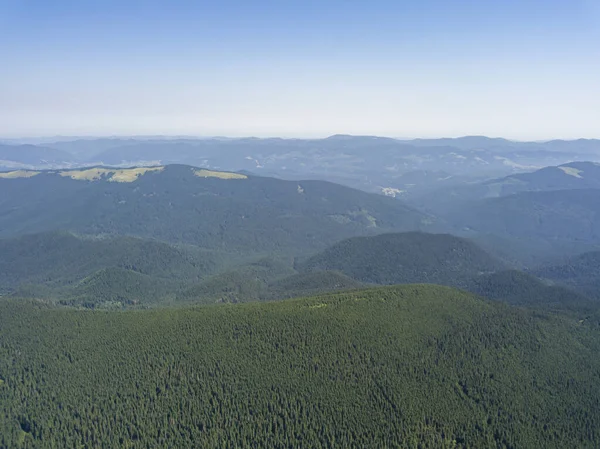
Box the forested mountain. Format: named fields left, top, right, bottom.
left=177, top=257, right=297, bottom=304
left=500, top=161, right=600, bottom=191
left=0, top=230, right=361, bottom=307
left=1, top=146, right=600, bottom=448
left=300, top=232, right=505, bottom=288
left=11, top=136, right=597, bottom=198
left=13, top=268, right=181, bottom=308
left=534, top=251, right=600, bottom=299
left=450, top=189, right=600, bottom=244
left=264, top=271, right=364, bottom=300
left=297, top=232, right=591, bottom=310
left=466, top=270, right=594, bottom=312
left=0, top=231, right=231, bottom=307
left=0, top=144, right=75, bottom=169
left=1, top=285, right=599, bottom=448
left=0, top=165, right=430, bottom=254
left=179, top=268, right=365, bottom=304
left=1, top=228, right=591, bottom=311
left=411, top=161, right=600, bottom=214
left=0, top=231, right=220, bottom=292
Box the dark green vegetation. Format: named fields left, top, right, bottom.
left=263, top=270, right=364, bottom=300
left=465, top=270, right=595, bottom=313
left=297, top=232, right=594, bottom=311
left=1, top=149, right=600, bottom=448
left=0, top=232, right=359, bottom=307
left=177, top=267, right=363, bottom=304
left=300, top=232, right=505, bottom=288
left=3, top=230, right=591, bottom=311
left=0, top=231, right=228, bottom=307
left=13, top=268, right=178, bottom=308
left=176, top=257, right=297, bottom=304
left=1, top=285, right=599, bottom=448
left=534, top=251, right=600, bottom=299
left=0, top=231, right=220, bottom=289
left=0, top=165, right=429, bottom=254
left=403, top=161, right=600, bottom=265
left=451, top=189, right=600, bottom=243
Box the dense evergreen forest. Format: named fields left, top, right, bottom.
left=1, top=285, right=599, bottom=448
left=2, top=164, right=600, bottom=448
left=0, top=231, right=225, bottom=292
left=534, top=251, right=600, bottom=299
left=300, top=232, right=505, bottom=288
left=0, top=166, right=430, bottom=254
left=2, top=230, right=594, bottom=311
left=465, top=270, right=597, bottom=313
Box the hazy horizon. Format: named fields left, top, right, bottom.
left=2, top=0, right=599, bottom=139
left=2, top=133, right=599, bottom=144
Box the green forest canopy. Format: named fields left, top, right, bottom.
left=1, top=285, right=599, bottom=448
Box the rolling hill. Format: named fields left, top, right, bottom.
left=534, top=251, right=600, bottom=299
left=411, top=161, right=600, bottom=214
left=466, top=270, right=594, bottom=312
left=300, top=232, right=505, bottom=288
left=1, top=285, right=598, bottom=448
left=13, top=267, right=181, bottom=308
left=0, top=165, right=431, bottom=254
left=264, top=270, right=364, bottom=300
left=298, top=232, right=590, bottom=310
left=451, top=189, right=600, bottom=243
left=0, top=144, right=75, bottom=168
left=0, top=231, right=219, bottom=290
left=498, top=161, right=600, bottom=192
left=178, top=268, right=365, bottom=304
left=176, top=256, right=297, bottom=304
left=0, top=231, right=229, bottom=306
left=35, top=136, right=600, bottom=198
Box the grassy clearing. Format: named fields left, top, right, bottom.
left=194, top=169, right=248, bottom=179
left=0, top=170, right=41, bottom=179
left=59, top=166, right=164, bottom=182
left=308, top=303, right=327, bottom=309
left=558, top=166, right=583, bottom=178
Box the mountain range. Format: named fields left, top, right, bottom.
left=300, top=232, right=504, bottom=288
left=2, top=136, right=599, bottom=197
left=0, top=165, right=430, bottom=254
left=2, top=146, right=600, bottom=447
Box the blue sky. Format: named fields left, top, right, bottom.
left=1, top=0, right=599, bottom=139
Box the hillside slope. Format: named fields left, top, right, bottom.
left=0, top=231, right=225, bottom=305
left=450, top=189, right=600, bottom=243
left=1, top=285, right=599, bottom=448
left=466, top=270, right=594, bottom=312
left=0, top=144, right=75, bottom=168
left=534, top=251, right=600, bottom=299
left=300, top=232, right=504, bottom=288
left=411, top=161, right=600, bottom=214
left=0, top=231, right=219, bottom=287
left=0, top=165, right=431, bottom=254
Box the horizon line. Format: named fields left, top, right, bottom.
left=2, top=133, right=599, bottom=144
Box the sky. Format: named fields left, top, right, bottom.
left=1, top=0, right=599, bottom=139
